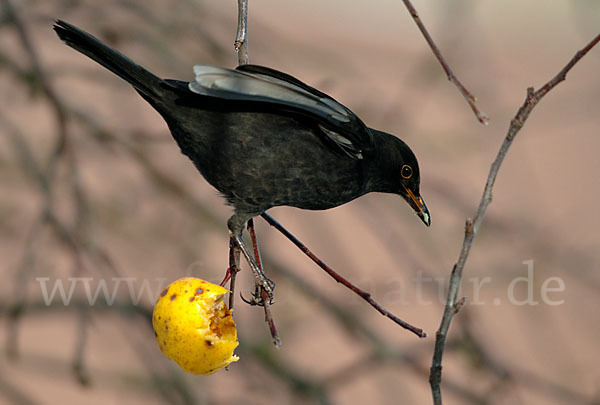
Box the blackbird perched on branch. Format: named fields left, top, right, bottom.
left=53, top=20, right=430, bottom=308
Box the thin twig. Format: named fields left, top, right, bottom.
left=248, top=219, right=281, bottom=347
left=399, top=0, right=489, bottom=125
left=429, top=32, right=600, bottom=405
left=234, top=0, right=249, bottom=65
left=247, top=218, right=263, bottom=270
left=224, top=239, right=240, bottom=310
left=260, top=288, right=281, bottom=348
left=261, top=213, right=427, bottom=338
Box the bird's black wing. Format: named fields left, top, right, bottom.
left=187, top=64, right=373, bottom=159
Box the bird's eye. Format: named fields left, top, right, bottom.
left=401, top=165, right=413, bottom=179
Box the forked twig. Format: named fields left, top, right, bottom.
left=261, top=213, right=427, bottom=338
left=428, top=33, right=600, bottom=405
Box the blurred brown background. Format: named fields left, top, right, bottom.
left=1, top=0, right=599, bottom=404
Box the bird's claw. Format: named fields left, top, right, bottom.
left=240, top=279, right=275, bottom=307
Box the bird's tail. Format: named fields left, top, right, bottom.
left=53, top=20, right=163, bottom=97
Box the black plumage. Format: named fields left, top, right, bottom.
left=53, top=20, right=430, bottom=237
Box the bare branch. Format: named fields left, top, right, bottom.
left=234, top=0, right=249, bottom=65
left=429, top=32, right=600, bottom=405
left=400, top=0, right=489, bottom=125
left=261, top=213, right=427, bottom=338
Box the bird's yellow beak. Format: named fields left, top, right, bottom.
left=402, top=185, right=430, bottom=227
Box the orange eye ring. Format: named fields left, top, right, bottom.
left=401, top=164, right=413, bottom=179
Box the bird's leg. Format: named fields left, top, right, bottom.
left=232, top=230, right=281, bottom=347
left=231, top=232, right=275, bottom=303
left=247, top=218, right=281, bottom=347
left=228, top=215, right=275, bottom=302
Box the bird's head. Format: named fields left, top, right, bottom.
left=397, top=160, right=430, bottom=227
left=366, top=129, right=430, bottom=227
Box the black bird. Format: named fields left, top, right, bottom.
left=53, top=20, right=430, bottom=297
